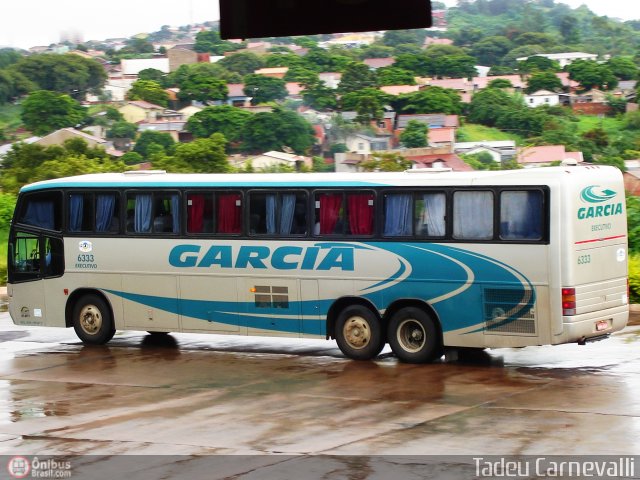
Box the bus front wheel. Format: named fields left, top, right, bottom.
left=335, top=305, right=384, bottom=361
left=388, top=307, right=440, bottom=363
left=72, top=294, right=115, bottom=345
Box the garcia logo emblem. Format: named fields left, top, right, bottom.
left=577, top=186, right=623, bottom=219
left=580, top=185, right=616, bottom=203
left=78, top=241, right=92, bottom=253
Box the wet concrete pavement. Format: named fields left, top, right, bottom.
left=0, top=309, right=640, bottom=478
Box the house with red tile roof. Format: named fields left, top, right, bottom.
left=380, top=85, right=421, bottom=96
left=363, top=58, right=396, bottom=69
left=408, top=153, right=473, bottom=171
left=285, top=82, right=305, bottom=99
left=423, top=37, right=454, bottom=47
left=517, top=145, right=584, bottom=168
left=428, top=127, right=456, bottom=147
left=254, top=67, right=289, bottom=79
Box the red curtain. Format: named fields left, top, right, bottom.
left=217, top=193, right=241, bottom=233
left=348, top=193, right=374, bottom=235
left=187, top=194, right=204, bottom=233
left=319, top=194, right=342, bottom=234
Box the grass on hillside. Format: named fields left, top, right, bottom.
left=0, top=104, right=22, bottom=131
left=574, top=115, right=624, bottom=136
left=456, top=123, right=527, bottom=145
left=0, top=229, right=7, bottom=284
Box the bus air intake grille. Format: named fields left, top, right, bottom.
left=483, top=288, right=536, bottom=335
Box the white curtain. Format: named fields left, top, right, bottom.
left=453, top=191, right=493, bottom=239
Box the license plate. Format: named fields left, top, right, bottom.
left=596, top=320, right=610, bottom=331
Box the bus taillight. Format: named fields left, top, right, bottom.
left=562, top=288, right=576, bottom=316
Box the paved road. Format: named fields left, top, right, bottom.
left=0, top=311, right=639, bottom=478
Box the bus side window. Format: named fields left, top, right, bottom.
left=453, top=191, right=494, bottom=240
left=415, top=192, right=446, bottom=237
left=97, top=193, right=119, bottom=233
left=18, top=192, right=62, bottom=231
left=346, top=192, right=374, bottom=236
left=69, top=193, right=94, bottom=232
left=383, top=193, right=412, bottom=236
left=500, top=190, right=543, bottom=241
left=187, top=193, right=214, bottom=234
left=314, top=192, right=345, bottom=235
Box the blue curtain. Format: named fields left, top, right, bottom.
left=96, top=195, right=115, bottom=232
left=135, top=194, right=152, bottom=233
left=266, top=195, right=277, bottom=234
left=69, top=195, right=83, bottom=231
left=279, top=194, right=295, bottom=235
left=384, top=194, right=412, bottom=236
left=501, top=191, right=542, bottom=240
left=171, top=195, right=180, bottom=233
left=23, top=201, right=55, bottom=230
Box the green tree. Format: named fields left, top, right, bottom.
left=219, top=52, right=266, bottom=76
left=567, top=60, right=618, bottom=91
left=376, top=67, right=416, bottom=86
left=127, top=80, right=169, bottom=107
left=468, top=88, right=523, bottom=127
left=431, top=54, right=478, bottom=79
left=186, top=105, right=253, bottom=143
left=11, top=53, right=106, bottom=99
left=121, top=151, right=144, bottom=165
left=0, top=140, right=123, bottom=194
left=397, top=86, right=462, bottom=114
left=525, top=71, right=563, bottom=94
left=606, top=56, right=639, bottom=81
left=340, top=88, right=390, bottom=123
left=173, top=133, right=230, bottom=172
left=470, top=36, right=513, bottom=66
left=120, top=38, right=155, bottom=54
left=0, top=69, right=34, bottom=104
left=106, top=121, right=138, bottom=140
left=337, top=62, right=378, bottom=93
left=20, top=90, right=86, bottom=135
left=137, top=68, right=167, bottom=87
left=177, top=74, right=228, bottom=104
left=487, top=78, right=513, bottom=89
left=133, top=130, right=175, bottom=158
left=518, top=56, right=561, bottom=74
left=381, top=30, right=426, bottom=47
left=194, top=30, right=242, bottom=55
left=400, top=120, right=428, bottom=148
left=300, top=78, right=338, bottom=110
left=0, top=48, right=21, bottom=69
left=243, top=74, right=288, bottom=104
left=168, top=63, right=242, bottom=87
left=360, top=152, right=411, bottom=171
left=393, top=53, right=432, bottom=77
left=242, top=108, right=315, bottom=153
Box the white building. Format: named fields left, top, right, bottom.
left=121, top=58, right=170, bottom=75
left=524, top=90, right=560, bottom=108
left=516, top=52, right=598, bottom=68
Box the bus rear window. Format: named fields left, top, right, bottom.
left=500, top=190, right=543, bottom=240
left=17, top=191, right=62, bottom=231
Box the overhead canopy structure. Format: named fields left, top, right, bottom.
left=219, top=0, right=432, bottom=39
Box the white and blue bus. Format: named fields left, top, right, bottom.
left=7, top=166, right=629, bottom=363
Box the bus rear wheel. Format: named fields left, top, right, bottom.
left=72, top=294, right=115, bottom=345
left=335, top=305, right=384, bottom=361
left=388, top=307, right=440, bottom=363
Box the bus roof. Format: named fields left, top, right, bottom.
left=19, top=165, right=620, bottom=193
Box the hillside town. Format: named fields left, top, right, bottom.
left=0, top=0, right=639, bottom=181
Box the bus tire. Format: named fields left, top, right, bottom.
left=335, top=305, right=384, bottom=361
left=388, top=307, right=440, bottom=363
left=72, top=294, right=116, bottom=345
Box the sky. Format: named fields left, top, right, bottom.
left=0, top=0, right=637, bottom=50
